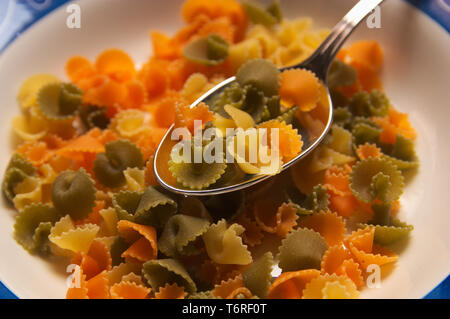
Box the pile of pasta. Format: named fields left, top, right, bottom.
left=2, top=0, right=418, bottom=299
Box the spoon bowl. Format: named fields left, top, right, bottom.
left=154, top=0, right=384, bottom=196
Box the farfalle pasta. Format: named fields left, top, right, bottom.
left=2, top=0, right=419, bottom=299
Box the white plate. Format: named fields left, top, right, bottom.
left=0, top=0, right=449, bottom=299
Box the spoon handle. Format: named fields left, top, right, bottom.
left=295, top=0, right=385, bottom=80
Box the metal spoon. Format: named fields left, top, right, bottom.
left=154, top=0, right=384, bottom=196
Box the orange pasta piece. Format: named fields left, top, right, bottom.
left=58, top=129, right=106, bottom=156
left=140, top=61, right=170, bottom=98
left=72, top=239, right=112, bottom=280
left=66, top=270, right=88, bottom=299
left=151, top=31, right=180, bottom=60
left=324, top=165, right=352, bottom=196
left=81, top=75, right=128, bottom=110
left=95, top=49, right=136, bottom=82
left=279, top=69, right=320, bottom=112
left=257, top=120, right=303, bottom=160
left=345, top=41, right=384, bottom=73
left=122, top=80, right=147, bottom=109
left=346, top=227, right=398, bottom=270
left=175, top=101, right=214, bottom=134
left=335, top=259, right=364, bottom=289
left=16, top=141, right=56, bottom=166
left=85, top=271, right=110, bottom=299
left=154, top=283, right=187, bottom=299
left=237, top=215, right=264, bottom=247
left=152, top=95, right=183, bottom=128
left=110, top=281, right=151, bottom=299
left=275, top=203, right=299, bottom=238
left=268, top=269, right=320, bottom=299
left=197, top=16, right=236, bottom=44
left=253, top=199, right=281, bottom=234
left=321, top=245, right=353, bottom=275
left=75, top=200, right=106, bottom=226
left=356, top=143, right=382, bottom=160
left=212, top=274, right=245, bottom=299
left=182, top=0, right=247, bottom=41
left=321, top=245, right=363, bottom=288
left=373, top=107, right=417, bottom=144
left=66, top=56, right=96, bottom=82
left=117, top=220, right=158, bottom=264
left=328, top=193, right=359, bottom=218
left=299, top=211, right=346, bottom=246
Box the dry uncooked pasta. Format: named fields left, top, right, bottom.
left=2, top=0, right=418, bottom=299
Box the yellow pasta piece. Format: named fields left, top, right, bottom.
left=49, top=215, right=99, bottom=253
left=99, top=208, right=119, bottom=237
left=246, top=25, right=279, bottom=58
left=110, top=110, right=149, bottom=138
left=17, top=74, right=60, bottom=111
left=12, top=114, right=47, bottom=141
left=224, top=104, right=255, bottom=130
left=123, top=168, right=146, bottom=192
left=302, top=274, right=359, bottom=299
left=181, top=73, right=215, bottom=104
left=13, top=176, right=42, bottom=211
left=229, top=38, right=263, bottom=72
left=203, top=219, right=252, bottom=265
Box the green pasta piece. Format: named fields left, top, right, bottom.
left=352, top=122, right=381, bottom=147
left=210, top=83, right=273, bottom=123
left=266, top=95, right=281, bottom=119
left=32, top=222, right=53, bottom=255
left=14, top=203, right=61, bottom=254
left=350, top=158, right=404, bottom=204
left=202, top=191, right=245, bottom=222
left=333, top=107, right=352, bottom=127
left=370, top=202, right=391, bottom=226
left=52, top=168, right=96, bottom=220
left=359, top=219, right=414, bottom=245
left=295, top=185, right=330, bottom=215
left=236, top=59, right=280, bottom=97
left=266, top=1, right=283, bottom=23
left=135, top=186, right=178, bottom=229
left=277, top=228, right=328, bottom=272
left=79, top=105, right=110, bottom=131
left=112, top=190, right=142, bottom=221
left=169, top=140, right=227, bottom=190
left=348, top=90, right=389, bottom=117
left=159, top=215, right=210, bottom=258
left=143, top=259, right=197, bottom=293
left=243, top=252, right=274, bottom=298
left=243, top=1, right=282, bottom=27
left=3, top=168, right=29, bottom=203
left=180, top=196, right=213, bottom=222
left=6, top=153, right=36, bottom=175
left=330, top=89, right=349, bottom=108
left=183, top=34, right=229, bottom=66
left=2, top=154, right=37, bottom=202
left=381, top=135, right=419, bottom=170
left=94, top=140, right=144, bottom=188
left=37, top=82, right=82, bottom=120
left=327, top=60, right=357, bottom=89
left=113, top=187, right=178, bottom=229
left=110, top=236, right=129, bottom=266
left=188, top=291, right=221, bottom=299
left=276, top=105, right=298, bottom=125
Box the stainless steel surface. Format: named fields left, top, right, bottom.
left=154, top=0, right=385, bottom=196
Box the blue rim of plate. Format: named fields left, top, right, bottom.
left=0, top=0, right=448, bottom=300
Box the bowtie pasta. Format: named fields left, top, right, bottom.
left=2, top=0, right=417, bottom=299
